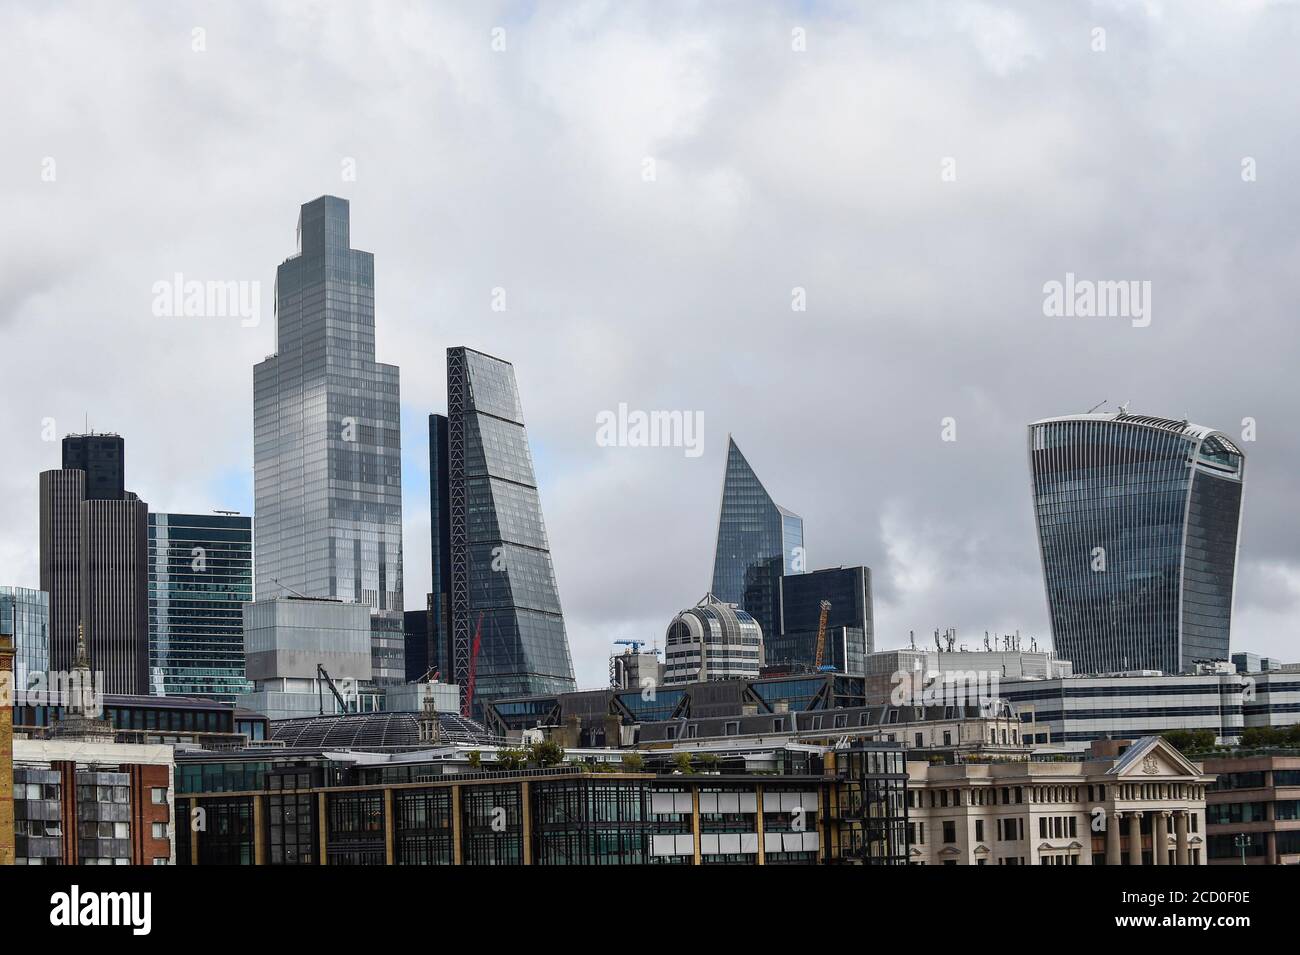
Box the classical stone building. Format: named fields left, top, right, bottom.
left=905, top=736, right=1211, bottom=865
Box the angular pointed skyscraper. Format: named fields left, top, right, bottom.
left=253, top=197, right=405, bottom=685
left=710, top=436, right=804, bottom=643
left=435, top=347, right=575, bottom=716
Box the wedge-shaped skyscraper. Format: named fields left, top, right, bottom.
left=432, top=347, right=575, bottom=716
left=710, top=436, right=804, bottom=641
left=1029, top=412, right=1245, bottom=675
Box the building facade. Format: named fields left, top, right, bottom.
left=0, top=587, right=49, bottom=692
left=1001, top=672, right=1252, bottom=752
left=663, top=594, right=764, bottom=685
left=1204, top=753, right=1300, bottom=864
left=906, top=736, right=1211, bottom=865
left=710, top=437, right=804, bottom=643
left=768, top=567, right=873, bottom=675
left=1028, top=412, right=1245, bottom=674
left=253, top=196, right=404, bottom=686
left=11, top=738, right=175, bottom=865
left=172, top=738, right=906, bottom=865
left=147, top=512, right=253, bottom=701
left=438, top=347, right=576, bottom=717
left=40, top=433, right=150, bottom=694
left=241, top=596, right=374, bottom=721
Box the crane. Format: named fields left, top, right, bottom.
left=462, top=611, right=485, bottom=719
left=316, top=663, right=350, bottom=715
left=812, top=599, right=833, bottom=671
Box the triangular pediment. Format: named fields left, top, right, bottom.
left=1106, top=736, right=1201, bottom=778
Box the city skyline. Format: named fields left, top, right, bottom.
left=5, top=3, right=1300, bottom=691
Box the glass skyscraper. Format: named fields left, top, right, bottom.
left=147, top=513, right=254, bottom=702
left=437, top=347, right=575, bottom=716
left=253, top=196, right=404, bottom=685
left=0, top=586, right=49, bottom=691
left=710, top=436, right=804, bottom=641
left=1029, top=412, right=1246, bottom=675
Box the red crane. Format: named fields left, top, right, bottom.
left=462, top=611, right=484, bottom=718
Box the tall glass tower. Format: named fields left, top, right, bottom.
left=253, top=197, right=404, bottom=685
left=439, top=347, right=575, bottom=716
left=710, top=436, right=804, bottom=642
left=1028, top=412, right=1245, bottom=675
left=147, top=512, right=253, bottom=702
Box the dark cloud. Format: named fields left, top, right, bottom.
left=3, top=1, right=1298, bottom=687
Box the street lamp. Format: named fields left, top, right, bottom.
left=1233, top=833, right=1251, bottom=866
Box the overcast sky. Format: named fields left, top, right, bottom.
left=4, top=1, right=1299, bottom=688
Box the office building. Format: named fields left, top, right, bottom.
left=1028, top=411, right=1246, bottom=674
left=172, top=736, right=907, bottom=865
left=240, top=596, right=375, bottom=721
left=40, top=433, right=150, bottom=695
left=436, top=347, right=576, bottom=716
left=253, top=196, right=405, bottom=687
left=147, top=512, right=253, bottom=702
left=766, top=566, right=873, bottom=675
left=710, top=436, right=804, bottom=642
left=663, top=594, right=764, bottom=685
left=427, top=412, right=451, bottom=682
left=906, top=736, right=1211, bottom=865
left=60, top=433, right=125, bottom=501
left=864, top=645, right=1073, bottom=706
left=1205, top=753, right=1300, bottom=864
left=1, top=633, right=13, bottom=865
left=1000, top=672, right=1249, bottom=751
left=0, top=587, right=49, bottom=692
left=403, top=605, right=433, bottom=683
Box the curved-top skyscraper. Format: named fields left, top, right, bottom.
left=1028, top=411, right=1245, bottom=675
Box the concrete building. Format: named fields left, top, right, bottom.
left=865, top=646, right=1072, bottom=706
left=609, top=646, right=662, bottom=691
left=906, top=736, right=1212, bottom=865
left=1204, top=753, right=1300, bottom=865
left=240, top=596, right=376, bottom=721
left=40, top=433, right=151, bottom=695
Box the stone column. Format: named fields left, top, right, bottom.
left=1153, top=811, right=1168, bottom=865
left=1127, top=811, right=1143, bottom=866
left=1106, top=811, right=1122, bottom=866
left=1175, top=811, right=1189, bottom=866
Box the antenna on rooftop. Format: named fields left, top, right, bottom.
left=1086, top=400, right=1106, bottom=414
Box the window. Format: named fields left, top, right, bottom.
left=152, top=823, right=167, bottom=839
left=151, top=788, right=168, bottom=805
left=975, top=820, right=984, bottom=842
left=724, top=721, right=739, bottom=736
left=942, top=821, right=956, bottom=843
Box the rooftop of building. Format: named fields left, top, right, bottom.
left=269, top=710, right=500, bottom=750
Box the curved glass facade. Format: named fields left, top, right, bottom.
left=1029, top=414, right=1244, bottom=675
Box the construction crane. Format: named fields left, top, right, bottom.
left=812, top=600, right=833, bottom=671
left=614, top=639, right=647, bottom=654
left=316, top=663, right=350, bottom=715
left=462, top=611, right=485, bottom=719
